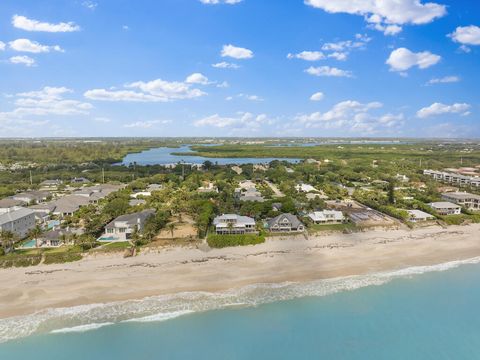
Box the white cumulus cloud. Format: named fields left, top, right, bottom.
left=9, top=38, right=63, bottom=53
left=0, top=41, right=5, bottom=51
left=427, top=76, right=460, bottom=85
left=386, top=47, right=440, bottom=72
left=194, top=112, right=272, bottom=130
left=212, top=61, right=240, bottom=69
left=85, top=77, right=207, bottom=102
left=310, top=92, right=325, bottom=101
left=185, top=73, right=210, bottom=85
left=305, top=66, right=353, bottom=77
left=12, top=15, right=80, bottom=32
left=221, top=44, right=253, bottom=59
left=416, top=103, right=471, bottom=118
left=287, top=51, right=325, bottom=61
left=448, top=25, right=480, bottom=47
left=305, top=0, right=446, bottom=35
left=10, top=55, right=36, bottom=67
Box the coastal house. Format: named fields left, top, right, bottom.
left=129, top=199, right=147, bottom=207
left=307, top=210, right=345, bottom=224
left=428, top=202, right=461, bottom=216
left=36, top=228, right=82, bottom=247
left=267, top=213, right=304, bottom=232
left=0, top=198, right=24, bottom=214
left=235, top=180, right=264, bottom=202
left=12, top=191, right=51, bottom=205
left=295, top=183, right=317, bottom=193
left=71, top=177, right=91, bottom=184
left=213, top=214, right=256, bottom=235
left=39, top=179, right=63, bottom=190
left=395, top=174, right=410, bottom=183
left=406, top=210, right=435, bottom=222
left=231, top=166, right=243, bottom=175
left=441, top=192, right=480, bottom=212
left=0, top=207, right=36, bottom=238
left=197, top=182, right=218, bottom=193
left=100, top=209, right=155, bottom=242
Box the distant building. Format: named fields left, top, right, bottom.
left=307, top=210, right=345, bottom=224
left=40, top=179, right=63, bottom=189
left=406, top=210, right=435, bottom=222
left=429, top=202, right=461, bottom=216
left=71, top=177, right=91, bottom=184
left=424, top=170, right=480, bottom=188
left=235, top=180, right=264, bottom=202
left=441, top=192, right=480, bottom=212
left=295, top=183, right=317, bottom=193
left=12, top=191, right=51, bottom=205
left=395, top=174, right=410, bottom=183
left=213, top=214, right=256, bottom=235
left=0, top=207, right=36, bottom=238
left=231, top=166, right=243, bottom=175
left=267, top=213, right=304, bottom=232
left=129, top=199, right=147, bottom=207
left=0, top=198, right=24, bottom=214
left=100, top=209, right=155, bottom=242
left=197, top=182, right=218, bottom=193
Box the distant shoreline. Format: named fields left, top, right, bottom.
left=0, top=224, right=479, bottom=320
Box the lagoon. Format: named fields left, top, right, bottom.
left=119, top=145, right=301, bottom=166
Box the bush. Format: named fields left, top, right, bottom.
left=207, top=233, right=265, bottom=248
left=0, top=254, right=42, bottom=268
left=43, top=251, right=83, bottom=265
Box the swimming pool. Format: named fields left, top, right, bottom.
left=21, top=239, right=37, bottom=248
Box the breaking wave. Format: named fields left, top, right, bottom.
left=1, top=256, right=480, bottom=343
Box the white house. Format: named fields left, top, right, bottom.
left=307, top=210, right=345, bottom=224
left=441, top=192, right=480, bottom=212
left=406, top=210, right=435, bottom=222
left=267, top=213, right=304, bottom=232
left=213, top=214, right=256, bottom=235
left=0, top=207, right=36, bottom=238
left=429, top=202, right=461, bottom=216
left=99, top=209, right=155, bottom=242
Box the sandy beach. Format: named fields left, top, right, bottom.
left=1, top=224, right=479, bottom=319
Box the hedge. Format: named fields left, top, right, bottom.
left=207, top=233, right=265, bottom=248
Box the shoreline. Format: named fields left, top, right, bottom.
left=1, top=224, right=480, bottom=321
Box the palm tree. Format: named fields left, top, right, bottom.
left=27, top=225, right=43, bottom=248
left=227, top=222, right=234, bottom=235
left=167, top=223, right=176, bottom=238
left=0, top=230, right=16, bottom=254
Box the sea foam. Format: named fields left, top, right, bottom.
left=2, top=256, right=480, bottom=343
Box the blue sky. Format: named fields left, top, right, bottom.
left=0, top=0, right=479, bottom=138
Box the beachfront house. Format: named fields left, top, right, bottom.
left=213, top=214, right=256, bottom=235
left=428, top=202, right=461, bottom=216
left=307, top=210, right=345, bottom=224
left=441, top=192, right=480, bottom=212
left=0, top=207, right=36, bottom=238
left=267, top=213, right=304, bottom=233
left=99, top=209, right=155, bottom=242
left=406, top=210, right=435, bottom=222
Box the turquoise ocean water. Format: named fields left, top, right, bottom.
left=1, top=258, right=480, bottom=359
